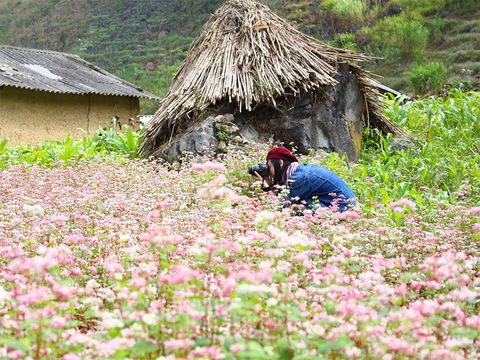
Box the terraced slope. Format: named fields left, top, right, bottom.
left=432, top=9, right=480, bottom=79
left=0, top=0, right=478, bottom=105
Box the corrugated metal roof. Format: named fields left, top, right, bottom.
left=0, top=46, right=159, bottom=100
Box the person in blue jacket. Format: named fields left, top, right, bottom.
left=257, top=147, right=356, bottom=212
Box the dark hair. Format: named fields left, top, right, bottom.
left=270, top=158, right=294, bottom=185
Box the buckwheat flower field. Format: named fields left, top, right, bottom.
left=0, top=91, right=479, bottom=359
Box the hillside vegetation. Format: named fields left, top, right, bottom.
left=1, top=0, right=479, bottom=110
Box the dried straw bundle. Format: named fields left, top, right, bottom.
left=140, top=0, right=400, bottom=157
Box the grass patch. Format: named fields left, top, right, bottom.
left=439, top=33, right=480, bottom=50
left=450, top=61, right=480, bottom=74
left=448, top=19, right=480, bottom=34
left=440, top=50, right=480, bottom=64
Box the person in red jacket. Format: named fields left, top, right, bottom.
left=251, top=147, right=356, bottom=212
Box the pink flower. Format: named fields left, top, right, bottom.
left=264, top=321, right=278, bottom=329
left=411, top=281, right=424, bottom=291
left=336, top=301, right=373, bottom=318
left=130, top=276, right=147, bottom=290
left=22, top=204, right=44, bottom=216
left=50, top=214, right=68, bottom=224
left=395, top=283, right=408, bottom=297
left=156, top=200, right=171, bottom=210
left=392, top=206, right=403, bottom=214
left=192, top=161, right=226, bottom=171
left=159, top=266, right=201, bottom=285
left=63, top=354, right=80, bottom=360
left=448, top=287, right=477, bottom=302
left=190, top=346, right=223, bottom=359
left=147, top=209, right=159, bottom=221
left=472, top=223, right=480, bottom=233
left=142, top=224, right=183, bottom=247
left=230, top=344, right=244, bottom=353
left=411, top=300, right=439, bottom=317
left=389, top=198, right=416, bottom=212
left=104, top=262, right=124, bottom=273
left=220, top=277, right=237, bottom=297
left=382, top=336, right=413, bottom=355
left=53, top=285, right=77, bottom=300
left=70, top=267, right=82, bottom=276
left=0, top=246, right=23, bottom=259
left=65, top=234, right=84, bottom=245
left=466, top=316, right=480, bottom=330
left=331, top=210, right=359, bottom=221
left=14, top=287, right=50, bottom=306
left=51, top=316, right=66, bottom=329
left=165, top=339, right=194, bottom=351
left=468, top=207, right=480, bottom=215
left=7, top=350, right=24, bottom=360
left=376, top=227, right=389, bottom=235
left=345, top=347, right=362, bottom=357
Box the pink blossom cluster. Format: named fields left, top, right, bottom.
left=0, top=148, right=478, bottom=359
left=389, top=198, right=417, bottom=214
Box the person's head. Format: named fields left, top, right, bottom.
left=266, top=147, right=299, bottom=185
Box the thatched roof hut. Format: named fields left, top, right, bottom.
left=140, top=0, right=401, bottom=157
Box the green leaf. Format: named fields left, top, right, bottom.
left=0, top=338, right=31, bottom=352
left=195, top=338, right=211, bottom=347
left=316, top=337, right=354, bottom=353
left=277, top=338, right=294, bottom=360
left=131, top=340, right=159, bottom=355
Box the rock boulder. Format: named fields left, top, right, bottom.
left=162, top=64, right=365, bottom=162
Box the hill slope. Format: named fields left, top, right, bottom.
left=1, top=0, right=478, bottom=112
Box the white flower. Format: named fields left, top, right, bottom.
left=141, top=313, right=158, bottom=325
left=0, top=286, right=9, bottom=305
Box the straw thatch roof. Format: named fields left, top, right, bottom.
left=140, top=0, right=402, bottom=157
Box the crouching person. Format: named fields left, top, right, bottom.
left=250, top=147, right=356, bottom=212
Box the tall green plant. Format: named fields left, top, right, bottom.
left=361, top=16, right=430, bottom=60
left=323, top=0, right=368, bottom=24
left=360, top=90, right=479, bottom=208
left=0, top=127, right=142, bottom=169
left=409, top=62, right=448, bottom=94
left=307, top=90, right=479, bottom=212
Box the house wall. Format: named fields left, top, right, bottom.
left=0, top=87, right=140, bottom=145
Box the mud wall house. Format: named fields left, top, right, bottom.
left=0, top=46, right=158, bottom=145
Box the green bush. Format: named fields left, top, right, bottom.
left=354, top=89, right=480, bottom=209
left=332, top=33, right=358, bottom=51
left=395, top=0, right=445, bottom=16
left=361, top=16, right=429, bottom=60
left=409, top=62, right=448, bottom=94
left=0, top=127, right=141, bottom=168
left=424, top=17, right=448, bottom=43
left=443, top=0, right=477, bottom=10
left=387, top=17, right=429, bottom=57
left=323, top=0, right=368, bottom=23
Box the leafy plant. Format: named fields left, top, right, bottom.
left=332, top=33, right=358, bottom=51
left=0, top=127, right=141, bottom=169
left=362, top=16, right=430, bottom=59
left=323, top=0, right=368, bottom=23
left=408, top=62, right=448, bottom=94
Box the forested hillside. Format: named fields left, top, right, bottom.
left=1, top=0, right=478, bottom=112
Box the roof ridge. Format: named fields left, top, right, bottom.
left=0, top=45, right=78, bottom=58
left=0, top=46, right=160, bottom=100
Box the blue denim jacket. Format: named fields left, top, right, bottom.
left=286, top=164, right=356, bottom=212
